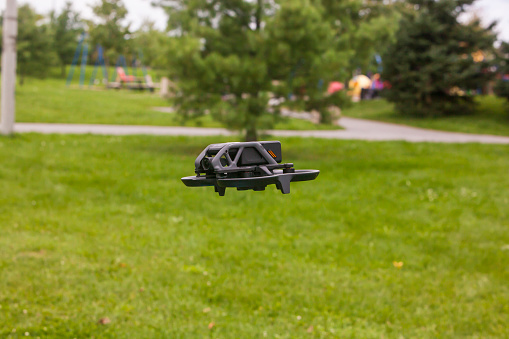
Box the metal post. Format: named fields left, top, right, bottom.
left=99, top=46, right=108, bottom=82
left=66, top=32, right=85, bottom=87
left=131, top=55, right=136, bottom=77
left=79, top=41, right=89, bottom=88
left=89, top=45, right=100, bottom=88
left=1, top=0, right=18, bottom=136
left=139, top=50, right=148, bottom=78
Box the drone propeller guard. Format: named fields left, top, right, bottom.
left=181, top=141, right=319, bottom=196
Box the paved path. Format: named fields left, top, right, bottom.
left=14, top=118, right=509, bottom=144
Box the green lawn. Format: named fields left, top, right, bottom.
left=342, top=96, right=509, bottom=136
left=1, top=134, right=508, bottom=337
left=15, top=77, right=337, bottom=131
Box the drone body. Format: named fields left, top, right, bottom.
left=181, top=141, right=319, bottom=196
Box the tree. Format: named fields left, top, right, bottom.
left=89, top=0, right=131, bottom=65
left=12, top=5, right=55, bottom=84
left=382, top=0, right=497, bottom=117
left=265, top=0, right=349, bottom=123
left=50, top=1, right=83, bottom=77
left=158, top=0, right=346, bottom=140
left=317, top=0, right=402, bottom=73
left=132, top=20, right=171, bottom=69
left=494, top=42, right=509, bottom=110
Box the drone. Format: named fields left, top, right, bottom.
left=181, top=141, right=319, bottom=196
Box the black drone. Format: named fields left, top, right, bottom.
left=181, top=141, right=319, bottom=196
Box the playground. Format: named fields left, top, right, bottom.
left=65, top=33, right=155, bottom=91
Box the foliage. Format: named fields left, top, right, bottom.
left=382, top=0, right=497, bottom=117
left=10, top=5, right=55, bottom=84
left=265, top=0, right=349, bottom=123
left=317, top=0, right=402, bottom=73
left=494, top=42, right=509, bottom=110
left=159, top=0, right=348, bottom=140
left=131, top=21, right=171, bottom=70
left=1, top=135, right=509, bottom=337
left=89, top=0, right=131, bottom=65
left=49, top=1, right=83, bottom=77
left=159, top=0, right=276, bottom=141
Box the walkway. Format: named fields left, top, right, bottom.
left=14, top=118, right=509, bottom=144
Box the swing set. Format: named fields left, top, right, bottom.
left=66, top=32, right=155, bottom=91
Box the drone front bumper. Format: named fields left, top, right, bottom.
left=182, top=169, right=319, bottom=196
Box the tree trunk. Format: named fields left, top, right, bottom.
left=256, top=0, right=263, bottom=31
left=61, top=63, right=66, bottom=78
left=245, top=125, right=258, bottom=142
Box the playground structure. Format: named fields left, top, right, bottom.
left=66, top=33, right=155, bottom=92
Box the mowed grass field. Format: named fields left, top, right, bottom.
left=342, top=96, right=509, bottom=136
left=1, top=134, right=508, bottom=337
left=15, top=77, right=338, bottom=131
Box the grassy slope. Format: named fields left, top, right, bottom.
left=342, top=96, right=509, bottom=136
left=15, top=77, right=337, bottom=131
left=1, top=134, right=508, bottom=337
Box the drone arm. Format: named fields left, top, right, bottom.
left=257, top=166, right=273, bottom=176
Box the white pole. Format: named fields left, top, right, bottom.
left=1, top=0, right=18, bottom=136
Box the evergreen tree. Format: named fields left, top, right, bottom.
left=494, top=42, right=509, bottom=110
left=158, top=0, right=344, bottom=140
left=382, top=0, right=496, bottom=117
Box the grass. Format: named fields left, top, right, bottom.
left=342, top=96, right=509, bottom=136
left=1, top=134, right=508, bottom=337
left=14, top=77, right=338, bottom=131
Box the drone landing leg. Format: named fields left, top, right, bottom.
left=277, top=176, right=291, bottom=194
left=215, top=185, right=226, bottom=196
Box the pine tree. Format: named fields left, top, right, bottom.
left=382, top=0, right=497, bottom=117
left=158, top=0, right=344, bottom=140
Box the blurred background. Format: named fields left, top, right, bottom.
left=0, top=0, right=508, bottom=138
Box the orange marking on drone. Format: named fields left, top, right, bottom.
left=268, top=150, right=277, bottom=158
